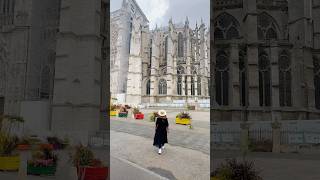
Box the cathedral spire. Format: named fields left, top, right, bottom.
left=185, top=16, right=189, bottom=28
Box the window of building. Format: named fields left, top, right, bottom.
left=314, top=57, right=320, bottom=109
left=197, top=76, right=201, bottom=96
left=279, top=51, right=292, bottom=106
left=178, top=33, right=184, bottom=57
left=177, top=76, right=182, bottom=95
left=215, top=50, right=229, bottom=105
left=146, top=79, right=150, bottom=95
left=185, top=76, right=188, bottom=95
left=40, top=66, right=50, bottom=99
left=191, top=76, right=195, bottom=95
left=158, top=79, right=167, bottom=95
left=258, top=51, right=271, bottom=106
left=257, top=13, right=278, bottom=40
left=239, top=49, right=247, bottom=106
left=128, top=20, right=133, bottom=53
left=165, top=36, right=168, bottom=61
left=214, top=12, right=240, bottom=40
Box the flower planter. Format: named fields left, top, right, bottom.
left=27, top=163, right=57, bottom=176
left=134, top=113, right=144, bottom=120
left=175, top=117, right=191, bottom=125
left=17, top=144, right=30, bottom=151
left=0, top=155, right=20, bottom=171
left=39, top=144, right=54, bottom=150
left=77, top=166, right=109, bottom=180
left=109, top=110, right=118, bottom=117
left=118, top=112, right=128, bottom=118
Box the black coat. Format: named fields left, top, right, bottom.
left=153, top=117, right=169, bottom=147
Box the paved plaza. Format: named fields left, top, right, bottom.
left=110, top=108, right=210, bottom=180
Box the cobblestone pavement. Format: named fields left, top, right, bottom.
left=111, top=119, right=210, bottom=154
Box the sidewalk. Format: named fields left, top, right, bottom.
left=111, top=156, right=169, bottom=180
left=111, top=130, right=210, bottom=180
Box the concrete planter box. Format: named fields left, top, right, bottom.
left=17, top=144, right=31, bottom=151
left=109, top=110, right=118, bottom=116
left=134, top=113, right=144, bottom=120
left=0, top=155, right=20, bottom=171
left=77, top=166, right=109, bottom=180
left=118, top=112, right=128, bottom=118
left=27, top=163, right=57, bottom=176
left=175, top=117, right=191, bottom=125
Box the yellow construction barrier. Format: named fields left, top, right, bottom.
left=0, top=155, right=20, bottom=171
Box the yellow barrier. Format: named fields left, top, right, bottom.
left=175, top=117, right=191, bottom=125
left=110, top=110, right=118, bottom=116
left=0, top=155, right=20, bottom=171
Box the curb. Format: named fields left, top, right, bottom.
left=111, top=155, right=170, bottom=180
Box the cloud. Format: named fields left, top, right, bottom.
left=136, top=0, right=169, bottom=29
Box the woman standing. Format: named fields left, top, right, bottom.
left=153, top=110, right=169, bottom=154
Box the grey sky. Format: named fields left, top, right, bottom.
left=110, top=0, right=210, bottom=29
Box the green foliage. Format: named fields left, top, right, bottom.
left=176, top=112, right=191, bottom=119
left=70, top=145, right=94, bottom=167
left=132, top=107, right=141, bottom=115
left=0, top=132, right=18, bottom=156
left=149, top=112, right=158, bottom=122
left=0, top=115, right=24, bottom=135
left=213, top=159, right=262, bottom=180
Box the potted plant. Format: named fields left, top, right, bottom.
left=109, top=104, right=118, bottom=117
left=175, top=111, right=191, bottom=125
left=71, top=145, right=108, bottom=180
left=47, top=136, right=66, bottom=150
left=132, top=107, right=144, bottom=120
left=27, top=146, right=58, bottom=176
left=17, top=136, right=31, bottom=151
left=149, top=112, right=158, bottom=122
left=212, top=159, right=262, bottom=180
left=0, top=132, right=20, bottom=171
left=118, top=106, right=128, bottom=118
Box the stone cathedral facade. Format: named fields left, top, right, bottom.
left=111, top=0, right=210, bottom=105
left=0, top=0, right=109, bottom=141
left=212, top=0, right=320, bottom=121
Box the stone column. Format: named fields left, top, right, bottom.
left=230, top=43, right=240, bottom=107
left=240, top=122, right=250, bottom=154
left=270, top=43, right=280, bottom=120
left=272, top=121, right=281, bottom=153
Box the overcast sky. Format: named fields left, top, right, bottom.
left=110, top=0, right=209, bottom=29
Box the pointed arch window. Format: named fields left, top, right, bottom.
left=146, top=79, right=151, bottom=95
left=314, top=57, right=320, bottom=109
left=259, top=51, right=271, bottom=106
left=215, top=50, right=229, bottom=105
left=191, top=77, right=195, bottom=95
left=214, top=13, right=240, bottom=40
left=128, top=19, right=133, bottom=53
left=178, top=33, right=184, bottom=57
left=177, top=76, right=182, bottom=95
left=197, top=76, right=201, bottom=96
left=40, top=66, right=50, bottom=99
left=257, top=13, right=278, bottom=40
left=158, top=79, right=167, bottom=95
left=279, top=51, right=292, bottom=106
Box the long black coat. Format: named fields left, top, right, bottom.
left=153, top=117, right=169, bottom=147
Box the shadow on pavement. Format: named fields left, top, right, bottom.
left=147, top=167, right=177, bottom=180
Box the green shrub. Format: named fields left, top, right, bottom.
left=213, top=159, right=262, bottom=180
left=0, top=132, right=18, bottom=156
